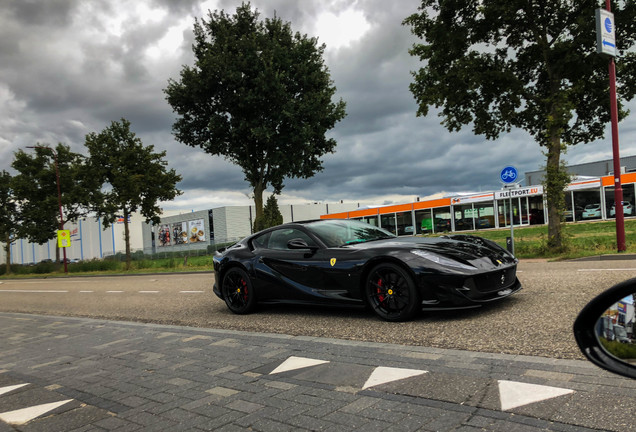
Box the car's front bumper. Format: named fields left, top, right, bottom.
left=415, top=263, right=522, bottom=310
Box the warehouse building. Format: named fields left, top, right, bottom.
left=1, top=202, right=359, bottom=265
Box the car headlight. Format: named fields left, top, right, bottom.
left=410, top=249, right=475, bottom=270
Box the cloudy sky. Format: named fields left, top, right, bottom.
left=1, top=0, right=635, bottom=212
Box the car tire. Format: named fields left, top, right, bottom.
left=365, top=263, right=420, bottom=322
left=221, top=267, right=256, bottom=314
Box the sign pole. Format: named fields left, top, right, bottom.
left=597, top=4, right=625, bottom=252
left=609, top=56, right=626, bottom=252
left=509, top=198, right=514, bottom=255
left=499, top=166, right=519, bottom=255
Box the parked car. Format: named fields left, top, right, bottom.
left=529, top=208, right=545, bottom=225
left=563, top=205, right=584, bottom=221
left=435, top=218, right=451, bottom=232
left=582, top=203, right=602, bottom=219
left=454, top=218, right=474, bottom=231
left=613, top=324, right=632, bottom=344
left=610, top=201, right=633, bottom=217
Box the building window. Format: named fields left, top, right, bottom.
left=575, top=189, right=603, bottom=220
left=415, top=209, right=433, bottom=234
left=380, top=214, right=396, bottom=235
left=433, top=207, right=451, bottom=233
left=396, top=211, right=414, bottom=236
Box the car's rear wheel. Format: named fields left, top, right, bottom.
left=222, top=267, right=256, bottom=314
left=365, top=263, right=420, bottom=321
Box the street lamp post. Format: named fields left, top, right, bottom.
left=27, top=146, right=68, bottom=274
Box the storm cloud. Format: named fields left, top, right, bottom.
left=1, top=0, right=634, bottom=211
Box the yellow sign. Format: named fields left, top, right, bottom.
left=57, top=230, right=71, bottom=248
left=330, top=258, right=336, bottom=267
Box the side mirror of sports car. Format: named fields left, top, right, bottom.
left=573, top=278, right=636, bottom=379
left=287, top=238, right=319, bottom=252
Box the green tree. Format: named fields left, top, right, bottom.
left=254, top=194, right=284, bottom=231
left=11, top=144, right=96, bottom=262
left=165, top=2, right=346, bottom=221
left=0, top=171, right=17, bottom=273
left=404, top=1, right=636, bottom=250
left=85, top=118, right=182, bottom=270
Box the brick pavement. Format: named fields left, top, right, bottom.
left=0, top=312, right=635, bottom=431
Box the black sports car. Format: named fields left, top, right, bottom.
left=213, top=219, right=521, bottom=321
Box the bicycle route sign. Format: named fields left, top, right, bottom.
left=500, top=166, right=518, bottom=184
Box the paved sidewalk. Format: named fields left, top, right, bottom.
left=0, top=312, right=635, bottom=432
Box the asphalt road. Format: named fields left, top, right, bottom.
left=1, top=259, right=635, bottom=360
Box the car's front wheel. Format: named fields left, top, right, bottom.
left=221, top=267, right=256, bottom=314
left=365, top=263, right=420, bottom=321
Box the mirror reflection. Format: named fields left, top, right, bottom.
left=596, top=293, right=636, bottom=364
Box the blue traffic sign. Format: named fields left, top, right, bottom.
left=596, top=9, right=616, bottom=57
left=500, top=166, right=518, bottom=184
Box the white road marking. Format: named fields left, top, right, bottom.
left=0, top=383, right=29, bottom=396
left=498, top=380, right=574, bottom=411
left=0, top=399, right=73, bottom=425
left=362, top=366, right=427, bottom=389
left=0, top=290, right=68, bottom=293
left=270, top=356, right=329, bottom=374
left=578, top=268, right=636, bottom=272
left=17, top=281, right=88, bottom=284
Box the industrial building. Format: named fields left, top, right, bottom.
left=1, top=202, right=359, bottom=265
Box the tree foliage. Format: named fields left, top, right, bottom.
left=254, top=194, right=284, bottom=231
left=404, top=0, right=636, bottom=249
left=11, top=144, right=96, bottom=260
left=85, top=118, right=182, bottom=269
left=165, top=2, right=346, bottom=219
left=0, top=171, right=17, bottom=272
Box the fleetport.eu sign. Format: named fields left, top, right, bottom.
left=494, top=186, right=543, bottom=200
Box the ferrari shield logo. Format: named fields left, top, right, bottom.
left=330, top=258, right=337, bottom=267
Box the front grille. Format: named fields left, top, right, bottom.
left=469, top=267, right=517, bottom=293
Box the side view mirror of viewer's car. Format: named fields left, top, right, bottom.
left=573, top=278, right=636, bottom=379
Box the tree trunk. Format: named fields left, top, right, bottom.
left=123, top=209, right=131, bottom=271
left=4, top=233, right=11, bottom=275
left=545, top=135, right=563, bottom=250
left=253, top=182, right=265, bottom=229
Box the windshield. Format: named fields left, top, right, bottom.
left=305, top=219, right=395, bottom=247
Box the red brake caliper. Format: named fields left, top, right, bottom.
left=240, top=278, right=248, bottom=302
left=377, top=277, right=385, bottom=303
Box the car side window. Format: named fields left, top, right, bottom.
left=251, top=232, right=271, bottom=250
left=266, top=228, right=317, bottom=250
